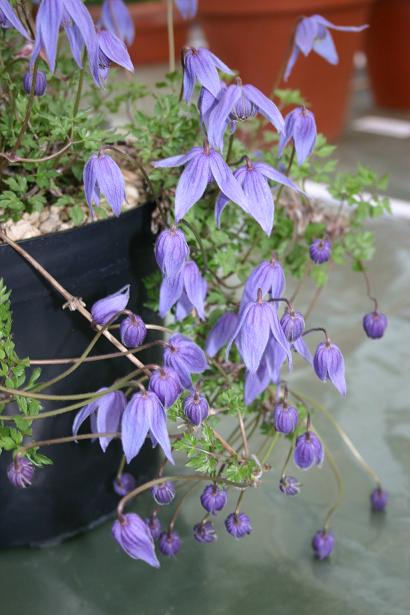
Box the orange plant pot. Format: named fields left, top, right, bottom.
left=198, top=0, right=372, bottom=141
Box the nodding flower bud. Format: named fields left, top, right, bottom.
left=23, top=70, right=47, bottom=96
left=91, top=284, right=130, bottom=325
left=273, top=403, right=298, bottom=435
left=200, top=483, right=228, bottom=515
left=278, top=107, right=317, bottom=166
left=148, top=367, right=183, bottom=409
left=183, top=393, right=209, bottom=426
left=193, top=521, right=217, bottom=544
left=113, top=472, right=137, bottom=496
left=225, top=512, right=252, bottom=539
left=120, top=313, right=147, bottom=348
left=309, top=238, right=332, bottom=264
left=112, top=512, right=159, bottom=567
left=159, top=530, right=181, bottom=557
left=363, top=311, right=388, bottom=339
left=145, top=514, right=162, bottom=540
left=155, top=226, right=190, bottom=278
left=151, top=480, right=176, bottom=506
left=370, top=487, right=388, bottom=512
left=7, top=455, right=34, bottom=488
left=294, top=431, right=324, bottom=470
left=311, top=529, right=335, bottom=560
left=279, top=475, right=301, bottom=496
left=280, top=310, right=305, bottom=342
left=313, top=341, right=346, bottom=396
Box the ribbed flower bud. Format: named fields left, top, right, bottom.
left=313, top=340, right=346, bottom=396
left=91, top=284, right=130, bottom=325
left=155, top=226, right=189, bottom=278
left=148, top=367, right=183, bottom=409
left=273, top=402, right=298, bottom=434
left=294, top=431, right=324, bottom=470
left=183, top=392, right=209, bottom=426
left=279, top=475, right=301, bottom=496
left=112, top=513, right=159, bottom=567
left=280, top=310, right=305, bottom=342
left=120, top=313, right=147, bottom=348
left=23, top=70, right=47, bottom=96
left=159, top=530, right=181, bottom=557
left=7, top=455, right=34, bottom=488
left=145, top=514, right=162, bottom=540
left=370, top=487, right=388, bottom=512
left=311, top=529, right=335, bottom=560
left=193, top=521, right=217, bottom=543
left=151, top=480, right=176, bottom=506
left=113, top=472, right=136, bottom=496
left=309, top=239, right=332, bottom=264
left=224, top=512, right=252, bottom=539
left=200, top=483, right=228, bottom=515
left=363, top=311, right=388, bottom=339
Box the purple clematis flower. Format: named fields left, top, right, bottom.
left=145, top=514, right=161, bottom=540
left=225, top=512, right=252, bottom=539
left=183, top=392, right=209, bottom=426
left=73, top=389, right=126, bottom=452
left=279, top=475, right=301, bottom=496
left=363, top=311, right=388, bottom=339
left=241, top=257, right=286, bottom=307
left=280, top=309, right=305, bottom=342
left=152, top=480, right=176, bottom=506
left=155, top=226, right=190, bottom=278
left=273, top=402, right=298, bottom=435
left=120, top=313, right=147, bottom=348
left=279, top=107, right=317, bottom=165
left=193, top=521, right=217, bottom=544
left=370, top=487, right=388, bottom=512
left=200, top=484, right=227, bottom=515
left=182, top=46, right=233, bottom=102
left=31, top=0, right=100, bottom=85
left=309, top=238, right=332, bottom=264
left=159, top=530, right=181, bottom=557
left=149, top=367, right=183, bottom=409
left=7, top=456, right=34, bottom=488
left=206, top=311, right=239, bottom=357
left=113, top=472, right=136, bottom=496
left=91, top=284, right=130, bottom=325
left=215, top=158, right=301, bottom=236
left=208, top=80, right=284, bottom=151
left=313, top=340, right=346, bottom=396
left=101, top=0, right=134, bottom=45
left=294, top=431, right=324, bottom=470
left=284, top=14, right=368, bottom=81
left=311, top=529, right=335, bottom=560
left=0, top=0, right=30, bottom=38
left=153, top=142, right=248, bottom=222
left=83, top=153, right=126, bottom=217
left=159, top=260, right=207, bottom=320
left=163, top=334, right=208, bottom=389
left=121, top=390, right=174, bottom=465
left=97, top=29, right=133, bottom=80
left=23, top=70, right=47, bottom=96
left=112, top=512, right=160, bottom=567
left=175, top=0, right=197, bottom=20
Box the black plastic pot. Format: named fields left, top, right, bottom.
left=0, top=204, right=160, bottom=548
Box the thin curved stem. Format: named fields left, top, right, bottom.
left=168, top=480, right=200, bottom=531
left=166, top=0, right=175, bottom=72
left=321, top=440, right=344, bottom=531
left=8, top=58, right=39, bottom=158
left=261, top=432, right=279, bottom=465
left=19, top=431, right=120, bottom=455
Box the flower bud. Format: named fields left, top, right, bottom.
left=148, top=367, right=183, bottom=409
left=313, top=341, right=346, bottom=396
left=311, top=529, right=335, bottom=560
left=363, top=311, right=388, bottom=339
left=370, top=487, right=388, bottom=512
left=112, top=513, right=160, bottom=567
left=145, top=514, right=162, bottom=540
left=120, top=313, right=147, bottom=348
left=280, top=310, right=305, bottom=342
left=193, top=520, right=217, bottom=543
left=151, top=480, right=176, bottom=506
left=23, top=70, right=47, bottom=96
left=7, top=455, right=34, bottom=488
left=273, top=402, right=298, bottom=434
left=155, top=226, right=189, bottom=278
left=309, top=239, right=332, bottom=264
left=91, top=284, right=130, bottom=325
left=159, top=530, right=181, bottom=557
left=224, top=512, right=252, bottom=539
left=205, top=311, right=238, bottom=357
left=183, top=393, right=209, bottom=426
left=113, top=472, right=136, bottom=496
left=200, top=483, right=227, bottom=515
left=294, top=431, right=324, bottom=470
left=279, top=475, right=301, bottom=496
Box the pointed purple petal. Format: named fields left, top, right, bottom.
left=208, top=84, right=241, bottom=151
left=293, top=336, right=313, bottom=365
left=242, top=84, right=284, bottom=133
left=175, top=153, right=210, bottom=221
left=94, top=154, right=126, bottom=216
left=96, top=391, right=126, bottom=452
left=254, top=162, right=302, bottom=193
left=36, top=0, right=64, bottom=73
left=207, top=50, right=234, bottom=75
left=73, top=398, right=100, bottom=437
left=0, top=0, right=29, bottom=38
left=312, top=15, right=368, bottom=33
left=153, top=147, right=202, bottom=169
left=313, top=28, right=338, bottom=65
left=83, top=155, right=97, bottom=214
left=209, top=151, right=248, bottom=211
left=190, top=48, right=222, bottom=97
left=206, top=312, right=239, bottom=357
left=295, top=17, right=318, bottom=55
left=98, top=30, right=134, bottom=72
left=284, top=45, right=300, bottom=82
left=64, top=22, right=84, bottom=67
left=183, top=261, right=207, bottom=320
left=327, top=346, right=347, bottom=396
left=242, top=169, right=274, bottom=236
left=159, top=271, right=184, bottom=317
left=121, top=395, right=150, bottom=463
left=148, top=395, right=174, bottom=465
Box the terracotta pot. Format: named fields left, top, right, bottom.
left=198, top=0, right=372, bottom=141
left=366, top=0, right=410, bottom=110
left=90, top=2, right=190, bottom=66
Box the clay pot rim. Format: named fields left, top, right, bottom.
left=198, top=0, right=373, bottom=17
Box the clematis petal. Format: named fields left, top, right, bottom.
left=183, top=261, right=207, bottom=320
left=244, top=359, right=271, bottom=405
left=242, top=168, right=274, bottom=236
left=35, top=0, right=64, bottom=73
left=206, top=312, right=238, bottom=357
left=121, top=394, right=150, bottom=463
left=159, top=271, right=184, bottom=317
left=64, top=21, right=84, bottom=67
left=98, top=30, right=133, bottom=72
left=64, top=0, right=100, bottom=85
left=293, top=110, right=317, bottom=165
left=83, top=155, right=98, bottom=215
left=101, top=0, right=135, bottom=45
left=188, top=48, right=223, bottom=97
left=293, top=336, right=313, bottom=365
left=312, top=15, right=368, bottom=33
left=327, top=347, right=347, bottom=396
left=93, top=154, right=126, bottom=216
left=284, top=44, right=300, bottom=82
left=209, top=151, right=248, bottom=211
left=242, top=84, right=284, bottom=133
left=208, top=84, right=242, bottom=151
left=72, top=399, right=99, bottom=437
left=313, top=27, right=338, bottom=64
left=0, top=0, right=29, bottom=38
left=207, top=50, right=234, bottom=76
left=175, top=153, right=210, bottom=221
left=96, top=391, right=126, bottom=452
left=254, top=162, right=302, bottom=193
left=295, top=16, right=318, bottom=55
left=153, top=146, right=202, bottom=169
left=147, top=393, right=174, bottom=465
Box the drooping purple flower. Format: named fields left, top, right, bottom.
left=97, top=29, right=133, bottom=80
left=311, top=529, right=335, bottom=560
left=113, top=472, right=137, bottom=496
left=83, top=153, right=126, bottom=217
left=193, top=521, right=217, bottom=544
left=183, top=392, right=209, bottom=426
left=208, top=81, right=284, bottom=151
left=155, top=226, right=190, bottom=278
left=225, top=512, right=252, bottom=539
left=363, top=311, right=388, bottom=340
left=145, top=514, right=162, bottom=540
left=23, top=70, right=47, bottom=96
left=159, top=260, right=207, bottom=320
left=215, top=158, right=301, bottom=236
left=112, top=512, right=160, bottom=567
left=293, top=335, right=313, bottom=365
left=31, top=0, right=100, bottom=85
left=159, top=530, right=181, bottom=557
left=200, top=484, right=227, bottom=515
left=273, top=403, right=298, bottom=435
left=120, top=313, right=147, bottom=348
left=175, top=0, right=197, bottom=20
left=244, top=360, right=271, bottom=405
left=279, top=107, right=317, bottom=165
left=152, top=480, right=176, bottom=506
left=227, top=291, right=291, bottom=373
left=163, top=334, right=208, bottom=389
left=205, top=312, right=239, bottom=357
left=121, top=391, right=174, bottom=465
left=309, top=238, right=332, bottom=264
left=279, top=475, right=301, bottom=496
left=153, top=143, right=248, bottom=222
left=101, top=0, right=134, bottom=45
left=0, top=0, right=29, bottom=38
left=73, top=389, right=126, bottom=452
left=294, top=431, right=324, bottom=470
left=182, top=47, right=233, bottom=102
left=91, top=284, right=130, bottom=325
left=284, top=14, right=368, bottom=81
left=7, top=456, right=34, bottom=488
left=280, top=309, right=305, bottom=342
left=148, top=367, right=183, bottom=409
left=313, top=341, right=346, bottom=396
left=370, top=487, right=388, bottom=512
left=241, top=257, right=286, bottom=307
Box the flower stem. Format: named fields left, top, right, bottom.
left=261, top=432, right=279, bottom=465
left=166, top=0, right=175, bottom=72
left=321, top=440, right=344, bottom=531
left=274, top=145, right=295, bottom=208
left=9, top=58, right=40, bottom=159
left=168, top=480, right=201, bottom=531
left=19, top=431, right=120, bottom=455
